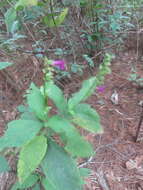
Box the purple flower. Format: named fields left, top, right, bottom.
left=52, top=60, right=66, bottom=70
left=96, top=85, right=106, bottom=93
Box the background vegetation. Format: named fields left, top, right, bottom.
left=0, top=0, right=143, bottom=189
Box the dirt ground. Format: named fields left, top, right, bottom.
left=1, top=50, right=143, bottom=190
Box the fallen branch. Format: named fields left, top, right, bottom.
left=135, top=103, right=143, bottom=142
left=96, top=170, right=111, bottom=190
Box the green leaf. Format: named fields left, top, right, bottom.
left=4, top=8, right=17, bottom=33
left=0, top=120, right=43, bottom=151
left=72, top=104, right=103, bottom=133
left=33, top=184, right=41, bottom=190
left=0, top=62, right=14, bottom=70
left=10, top=20, right=20, bottom=34
left=27, top=83, right=47, bottom=121
left=11, top=174, right=39, bottom=190
left=17, top=105, right=29, bottom=113
left=15, top=0, right=38, bottom=9
left=18, top=135, right=47, bottom=183
left=43, top=8, right=68, bottom=27
left=0, top=156, right=10, bottom=173
left=41, top=140, right=83, bottom=190
left=11, top=183, right=19, bottom=190
left=79, top=168, right=91, bottom=178
left=17, top=105, right=39, bottom=121
left=47, top=116, right=93, bottom=157
left=45, top=82, right=68, bottom=115
left=20, top=112, right=39, bottom=121
left=20, top=111, right=39, bottom=120
left=0, top=1, right=8, bottom=8
left=68, top=77, right=97, bottom=110
left=42, top=178, right=56, bottom=190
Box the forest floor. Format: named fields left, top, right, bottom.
left=1, top=50, right=143, bottom=190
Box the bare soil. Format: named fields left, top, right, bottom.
left=1, top=50, right=143, bottom=189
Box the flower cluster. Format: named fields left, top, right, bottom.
left=96, top=86, right=106, bottom=93
left=52, top=60, right=66, bottom=70
left=44, top=54, right=112, bottom=94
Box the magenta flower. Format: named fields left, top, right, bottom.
left=96, top=85, right=106, bottom=93
left=52, top=60, right=66, bottom=70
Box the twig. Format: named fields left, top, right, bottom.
left=23, top=23, right=37, bottom=44
left=96, top=170, right=111, bottom=190
left=134, top=15, right=140, bottom=63
left=78, top=156, right=93, bottom=168
left=0, top=110, right=7, bottom=125
left=135, top=103, right=143, bottom=142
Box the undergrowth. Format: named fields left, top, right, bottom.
left=0, top=0, right=143, bottom=189
left=0, top=54, right=112, bottom=189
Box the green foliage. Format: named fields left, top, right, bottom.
left=68, top=53, right=112, bottom=110
left=68, top=77, right=97, bottom=110
left=32, top=184, right=41, bottom=190
left=4, top=8, right=17, bottom=33
left=41, top=140, right=83, bottom=190
left=45, top=81, right=68, bottom=115
left=26, top=83, right=48, bottom=121
left=83, top=54, right=94, bottom=67
left=11, top=174, right=39, bottom=190
left=79, top=168, right=91, bottom=178
left=128, top=68, right=143, bottom=86
left=42, top=178, right=57, bottom=190
left=0, top=1, right=142, bottom=188
left=0, top=62, right=14, bottom=70
left=72, top=103, right=102, bottom=133
left=0, top=53, right=112, bottom=189
left=18, top=135, right=47, bottom=183
left=70, top=63, right=84, bottom=75
left=0, top=34, right=26, bottom=51
left=0, top=156, right=10, bottom=173
left=15, top=0, right=38, bottom=9
left=0, top=0, right=137, bottom=188
left=0, top=0, right=141, bottom=67
left=47, top=115, right=94, bottom=157
left=43, top=8, right=68, bottom=27
left=0, top=120, right=43, bottom=151
left=79, top=0, right=135, bottom=55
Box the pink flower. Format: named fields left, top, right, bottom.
left=96, top=86, right=106, bottom=93
left=52, top=60, right=66, bottom=70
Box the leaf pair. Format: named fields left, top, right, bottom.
left=13, top=140, right=85, bottom=190
left=43, top=8, right=68, bottom=28
left=68, top=76, right=97, bottom=110
left=0, top=119, right=47, bottom=184
left=45, top=76, right=98, bottom=114
left=45, top=78, right=102, bottom=157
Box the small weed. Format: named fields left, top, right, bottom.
left=128, top=68, right=143, bottom=87
left=0, top=54, right=112, bottom=189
